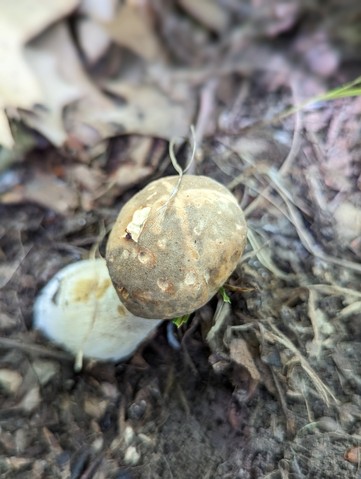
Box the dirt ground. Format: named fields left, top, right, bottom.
left=1, top=2, right=361, bottom=478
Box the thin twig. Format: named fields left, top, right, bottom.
left=0, top=337, right=73, bottom=362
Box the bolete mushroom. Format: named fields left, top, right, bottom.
left=34, top=174, right=247, bottom=365
left=33, top=258, right=162, bottom=366
left=106, top=175, right=247, bottom=319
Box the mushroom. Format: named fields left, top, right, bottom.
left=106, top=174, right=247, bottom=319
left=34, top=174, right=247, bottom=365
left=33, top=258, right=162, bottom=367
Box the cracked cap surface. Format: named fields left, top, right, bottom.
left=106, top=175, right=247, bottom=319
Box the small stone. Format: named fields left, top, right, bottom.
left=0, top=312, right=17, bottom=330
left=0, top=369, right=22, bottom=394
left=5, top=457, right=32, bottom=470
left=127, top=400, right=147, bottom=420
left=84, top=397, right=107, bottom=419
left=91, top=437, right=104, bottom=452
left=123, top=425, right=135, bottom=446
left=15, top=429, right=28, bottom=454
left=100, top=382, right=118, bottom=399
left=32, top=359, right=59, bottom=386
left=18, top=387, right=41, bottom=412
left=124, top=446, right=140, bottom=466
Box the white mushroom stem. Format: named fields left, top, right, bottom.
left=33, top=259, right=162, bottom=369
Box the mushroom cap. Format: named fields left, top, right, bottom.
left=106, top=175, right=247, bottom=319
left=33, top=259, right=161, bottom=361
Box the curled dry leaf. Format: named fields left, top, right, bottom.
left=21, top=19, right=192, bottom=147
left=22, top=22, right=111, bottom=148
left=23, top=47, right=81, bottom=146
left=2, top=1, right=195, bottom=148
left=229, top=337, right=261, bottom=383
left=0, top=0, right=80, bottom=148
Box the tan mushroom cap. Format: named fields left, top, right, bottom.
left=106, top=175, right=247, bottom=319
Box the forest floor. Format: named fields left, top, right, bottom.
left=0, top=1, right=361, bottom=478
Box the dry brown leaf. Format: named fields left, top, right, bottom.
left=0, top=0, right=80, bottom=147
left=68, top=164, right=105, bottom=193
left=78, top=0, right=116, bottom=64
left=26, top=21, right=191, bottom=147
left=66, top=164, right=106, bottom=211
left=0, top=38, right=40, bottom=148
left=22, top=22, right=113, bottom=147
left=344, top=446, right=361, bottom=464
left=109, top=137, right=155, bottom=191
left=229, top=337, right=261, bottom=383
left=0, top=0, right=79, bottom=42
left=0, top=36, right=40, bottom=109
left=110, top=163, right=152, bottom=189
left=3, top=5, right=192, bottom=147
left=77, top=18, right=112, bottom=65
left=0, top=171, right=78, bottom=214
left=99, top=81, right=194, bottom=140
left=23, top=46, right=81, bottom=145
left=102, top=3, right=165, bottom=61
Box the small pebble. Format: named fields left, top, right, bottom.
left=18, top=387, right=41, bottom=412
left=127, top=400, right=147, bottom=420
left=32, top=359, right=59, bottom=386
left=124, top=446, right=140, bottom=466
left=0, top=369, right=22, bottom=394
left=91, top=437, right=104, bottom=452
left=123, top=425, right=135, bottom=446
left=84, top=397, right=107, bottom=419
